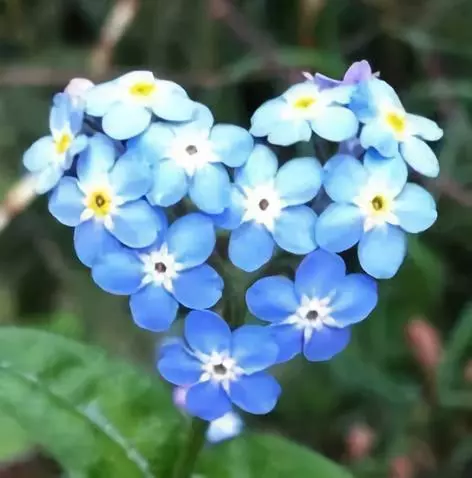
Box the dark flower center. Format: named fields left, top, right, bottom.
left=371, top=195, right=384, bottom=211
left=186, top=145, right=198, bottom=155
left=306, top=310, right=319, bottom=320
left=154, top=262, right=167, bottom=273
left=95, top=194, right=106, bottom=208
left=213, top=364, right=227, bottom=375
left=259, top=199, right=270, bottom=211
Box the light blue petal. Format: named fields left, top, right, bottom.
left=189, top=163, right=231, bottom=214
left=323, top=155, right=367, bottom=202
left=406, top=114, right=443, bottom=141
left=146, top=158, right=188, bottom=207
left=267, top=119, right=312, bottom=146
left=271, top=324, right=303, bottom=363
left=158, top=346, right=201, bottom=386
left=166, top=213, right=216, bottom=268
left=358, top=225, right=407, bottom=279
left=246, top=276, right=298, bottom=322
left=184, top=310, right=231, bottom=355
left=69, top=134, right=88, bottom=158
left=229, top=373, right=281, bottom=415
left=109, top=153, right=152, bottom=201
left=50, top=93, right=70, bottom=131
left=315, top=203, right=363, bottom=252
left=129, top=122, right=175, bottom=165
left=275, top=157, right=322, bottom=205
left=303, top=326, right=351, bottom=361
left=273, top=206, right=317, bottom=254
left=311, top=106, right=358, bottom=142
left=206, top=411, right=243, bottom=444
left=368, top=79, right=403, bottom=110
left=84, top=81, right=119, bottom=116
left=186, top=381, right=232, bottom=421
left=34, top=166, right=64, bottom=194
left=250, top=98, right=286, bottom=137
left=111, top=200, right=158, bottom=247
left=231, top=325, right=278, bottom=374
left=173, top=265, right=223, bottom=310
left=130, top=284, right=179, bottom=331
left=400, top=136, right=440, bottom=178
left=211, top=186, right=245, bottom=230
left=229, top=222, right=274, bottom=272
left=330, top=274, right=378, bottom=326
left=181, top=102, right=214, bottom=132
left=295, top=249, right=346, bottom=299
left=394, top=183, right=437, bottom=233
left=103, top=103, right=152, bottom=140
left=359, top=120, right=398, bottom=157
left=23, top=136, right=54, bottom=172
left=48, top=177, right=84, bottom=226
left=320, top=85, right=356, bottom=105
left=234, top=144, right=278, bottom=189
left=76, top=133, right=116, bottom=185
left=151, top=85, right=195, bottom=122
left=281, top=82, right=319, bottom=100
left=210, top=124, right=254, bottom=167
left=92, top=249, right=143, bottom=295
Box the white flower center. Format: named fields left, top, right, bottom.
left=140, top=244, right=182, bottom=292
left=200, top=351, right=243, bottom=390
left=241, top=182, right=284, bottom=231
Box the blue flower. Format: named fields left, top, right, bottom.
left=158, top=310, right=281, bottom=420
left=315, top=152, right=438, bottom=279
left=312, top=60, right=376, bottom=89
left=84, top=71, right=196, bottom=140
left=353, top=78, right=443, bottom=177
left=130, top=104, right=254, bottom=214
left=246, top=250, right=377, bottom=363
left=213, top=145, right=322, bottom=272
left=250, top=81, right=359, bottom=146
left=23, top=92, right=87, bottom=193
left=48, top=134, right=159, bottom=267
left=92, top=213, right=223, bottom=332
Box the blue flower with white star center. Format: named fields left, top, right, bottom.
left=315, top=152, right=438, bottom=279
left=250, top=81, right=359, bottom=146
left=213, top=145, right=322, bottom=272
left=129, top=104, right=254, bottom=214
left=23, top=92, right=87, bottom=193
left=246, top=250, right=378, bottom=363
left=354, top=78, right=443, bottom=177
left=92, top=213, right=223, bottom=332
left=48, top=133, right=159, bottom=267
left=84, top=71, right=196, bottom=140
left=158, top=310, right=281, bottom=420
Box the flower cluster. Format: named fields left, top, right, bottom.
left=23, top=62, right=441, bottom=423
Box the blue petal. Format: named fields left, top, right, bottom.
left=189, top=163, right=231, bottom=214
left=310, top=106, right=358, bottom=142
left=360, top=120, right=398, bottom=157
left=315, top=203, right=363, bottom=252
left=129, top=123, right=175, bottom=165
left=267, top=119, right=312, bottom=146
left=303, top=327, right=351, bottom=361
left=184, top=310, right=231, bottom=355
left=273, top=206, right=317, bottom=254
left=295, top=249, right=346, bottom=299
left=23, top=136, right=54, bottom=172
left=158, top=346, right=201, bottom=386
left=358, top=225, right=407, bottom=279
left=49, top=94, right=70, bottom=131
left=394, top=183, right=437, bottom=233
left=250, top=98, right=286, bottom=137
left=69, top=134, right=88, bottom=158
left=407, top=114, right=443, bottom=141
left=92, top=249, right=143, bottom=295
left=76, top=133, right=116, bottom=185
left=210, top=124, right=254, bottom=167
left=34, top=167, right=64, bottom=194
left=166, top=213, right=215, bottom=268
left=84, top=81, right=119, bottom=116
left=330, top=274, right=378, bottom=326
left=146, top=159, right=188, bottom=207
left=229, top=373, right=281, bottom=415
left=103, top=103, right=152, bottom=140
left=368, top=79, right=404, bottom=110
left=186, top=381, right=232, bottom=421
left=246, top=276, right=298, bottom=322
left=109, top=153, right=152, bottom=201
left=231, top=325, right=278, bottom=373
left=182, top=102, right=214, bottom=132
left=151, top=82, right=195, bottom=121
left=206, top=412, right=243, bottom=444
left=111, top=200, right=158, bottom=248
left=234, top=145, right=278, bottom=189
left=275, top=157, right=322, bottom=206
left=323, top=155, right=367, bottom=202
left=48, top=177, right=84, bottom=226
left=400, top=136, right=440, bottom=178
left=271, top=324, right=303, bottom=363
left=211, top=186, right=245, bottom=230
left=130, top=284, right=179, bottom=331
left=229, top=222, right=275, bottom=272
left=173, top=265, right=223, bottom=309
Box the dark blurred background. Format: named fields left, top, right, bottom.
left=0, top=1, right=471, bottom=477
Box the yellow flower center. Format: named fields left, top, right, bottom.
left=293, top=96, right=316, bottom=110
left=54, top=133, right=72, bottom=155
left=385, top=111, right=406, bottom=135
left=88, top=191, right=112, bottom=217
left=129, top=82, right=156, bottom=97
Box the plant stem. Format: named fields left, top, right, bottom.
left=172, top=418, right=209, bottom=478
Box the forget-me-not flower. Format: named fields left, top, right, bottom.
left=250, top=80, right=359, bottom=146
left=158, top=310, right=281, bottom=420
left=246, top=250, right=377, bottom=363
left=92, top=213, right=223, bottom=332
left=311, top=60, right=376, bottom=90
left=213, top=145, right=322, bottom=272
left=23, top=93, right=87, bottom=193
left=130, top=104, right=254, bottom=214
left=85, top=71, right=196, bottom=140
left=315, top=152, right=438, bottom=279
left=48, top=133, right=159, bottom=267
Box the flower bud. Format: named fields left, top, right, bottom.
left=390, top=456, right=414, bottom=478
left=345, top=423, right=375, bottom=461
left=406, top=318, right=442, bottom=374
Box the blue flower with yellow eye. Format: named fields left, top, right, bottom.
left=23, top=93, right=87, bottom=193
left=353, top=78, right=443, bottom=177
left=84, top=71, right=196, bottom=140
left=250, top=81, right=359, bottom=146
left=315, top=152, right=438, bottom=279
left=48, top=133, right=160, bottom=267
